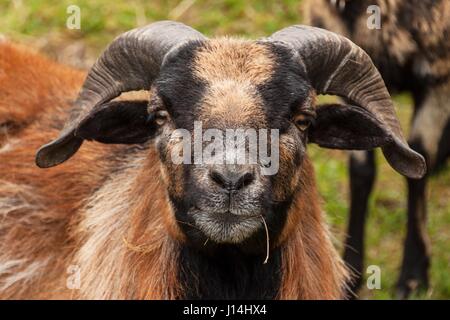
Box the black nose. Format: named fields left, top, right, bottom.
left=209, top=168, right=255, bottom=191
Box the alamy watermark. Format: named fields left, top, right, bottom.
left=66, top=264, right=81, bottom=290
left=66, top=5, right=81, bottom=30
left=169, top=121, right=280, bottom=175
left=367, top=5, right=381, bottom=30
left=366, top=265, right=381, bottom=290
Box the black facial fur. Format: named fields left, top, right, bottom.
left=154, top=40, right=315, bottom=298
left=172, top=173, right=291, bottom=301
left=257, top=42, right=312, bottom=133
left=170, top=188, right=292, bottom=254
left=178, top=242, right=282, bottom=299
left=155, top=40, right=207, bottom=130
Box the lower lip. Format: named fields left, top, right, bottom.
left=193, top=205, right=260, bottom=218
left=190, top=208, right=264, bottom=244
left=208, top=211, right=261, bottom=225
left=214, top=210, right=260, bottom=218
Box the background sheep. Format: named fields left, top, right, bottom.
left=305, top=0, right=450, bottom=298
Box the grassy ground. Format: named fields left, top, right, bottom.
left=1, top=0, right=449, bottom=299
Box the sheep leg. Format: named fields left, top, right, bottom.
left=399, top=180, right=429, bottom=298
left=343, top=150, right=376, bottom=298
left=397, top=84, right=450, bottom=298
left=396, top=141, right=431, bottom=299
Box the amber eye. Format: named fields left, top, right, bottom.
left=294, top=114, right=312, bottom=131
left=155, top=110, right=169, bottom=125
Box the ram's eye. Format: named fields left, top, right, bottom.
left=155, top=110, right=169, bottom=125
left=294, top=114, right=312, bottom=131
left=148, top=108, right=169, bottom=126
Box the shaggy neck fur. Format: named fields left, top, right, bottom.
left=74, top=150, right=346, bottom=299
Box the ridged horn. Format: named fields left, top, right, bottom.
left=36, top=21, right=206, bottom=168
left=267, top=25, right=426, bottom=178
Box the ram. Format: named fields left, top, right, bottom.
left=305, top=0, right=450, bottom=298
left=0, top=21, right=425, bottom=299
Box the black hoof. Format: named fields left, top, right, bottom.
left=396, top=269, right=429, bottom=299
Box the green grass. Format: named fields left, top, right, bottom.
left=0, top=0, right=303, bottom=51
left=1, top=0, right=449, bottom=299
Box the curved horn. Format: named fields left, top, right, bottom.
left=267, top=25, right=426, bottom=178
left=36, top=21, right=206, bottom=168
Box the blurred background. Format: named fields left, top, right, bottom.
left=0, top=0, right=449, bottom=299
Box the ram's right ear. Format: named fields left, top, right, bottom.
left=36, top=100, right=163, bottom=168
left=75, top=100, right=158, bottom=144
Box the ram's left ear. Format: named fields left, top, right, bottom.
left=308, top=103, right=394, bottom=150
left=75, top=100, right=158, bottom=144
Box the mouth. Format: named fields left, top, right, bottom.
left=190, top=207, right=263, bottom=244
left=211, top=210, right=261, bottom=221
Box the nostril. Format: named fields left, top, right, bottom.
left=209, top=169, right=255, bottom=191
left=209, top=170, right=228, bottom=189
left=235, top=172, right=255, bottom=190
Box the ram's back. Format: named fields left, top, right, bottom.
left=0, top=41, right=118, bottom=298
left=305, top=0, right=450, bottom=90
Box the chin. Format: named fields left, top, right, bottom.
left=192, top=210, right=263, bottom=244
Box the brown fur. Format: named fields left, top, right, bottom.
left=0, top=42, right=85, bottom=137
left=304, top=0, right=450, bottom=80
left=194, top=38, right=275, bottom=85
left=0, top=40, right=346, bottom=299
left=278, top=158, right=347, bottom=299
left=195, top=39, right=272, bottom=128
